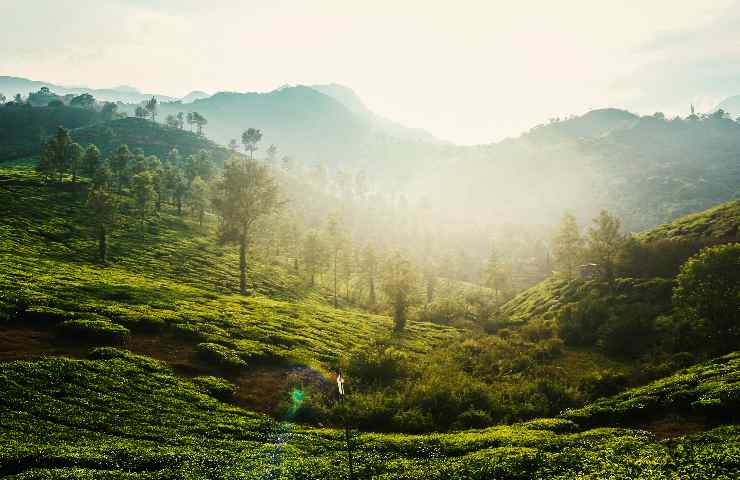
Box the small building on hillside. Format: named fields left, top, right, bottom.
left=578, top=263, right=600, bottom=279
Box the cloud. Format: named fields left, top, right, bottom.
left=613, top=1, right=740, bottom=114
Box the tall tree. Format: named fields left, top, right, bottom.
left=241, top=128, right=262, bottom=160
left=144, top=97, right=158, bottom=123
left=68, top=143, right=84, bottom=183
left=37, top=127, right=73, bottom=182
left=326, top=213, right=346, bottom=308
left=361, top=244, right=379, bottom=309
left=81, top=145, right=102, bottom=179
left=587, top=210, right=624, bottom=282
left=176, top=112, right=185, bottom=129
left=482, top=242, right=510, bottom=300
left=190, top=176, right=208, bottom=226
left=302, top=231, right=328, bottom=286
left=135, top=106, right=148, bottom=119
left=382, top=253, right=418, bottom=332
left=131, top=171, right=156, bottom=231
left=110, top=144, right=131, bottom=192
left=265, top=144, right=278, bottom=167
left=191, top=112, right=207, bottom=135
left=212, top=158, right=281, bottom=294
left=552, top=212, right=584, bottom=279
left=0, top=93, right=5, bottom=104
left=87, top=188, right=118, bottom=263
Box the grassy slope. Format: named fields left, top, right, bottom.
left=1, top=350, right=738, bottom=479
left=562, top=352, right=740, bottom=428
left=638, top=199, right=740, bottom=242
left=0, top=161, right=455, bottom=375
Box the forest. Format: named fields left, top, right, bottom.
left=0, top=81, right=738, bottom=479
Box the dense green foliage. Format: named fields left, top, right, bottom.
left=71, top=117, right=233, bottom=166
left=0, top=104, right=100, bottom=160
left=1, top=351, right=738, bottom=479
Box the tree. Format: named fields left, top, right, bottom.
left=68, top=142, right=84, bottom=183
left=241, top=128, right=262, bottom=160
left=131, top=171, right=156, bottom=231
left=0, top=93, right=5, bottom=104
left=14, top=94, right=23, bottom=104
left=145, top=97, right=158, bottom=123
left=101, top=102, right=118, bottom=121
left=212, top=158, right=281, bottom=294
left=110, top=144, right=131, bottom=192
left=481, top=243, right=510, bottom=300
left=87, top=188, right=118, bottom=263
left=191, top=112, right=207, bottom=135
left=326, top=213, right=346, bottom=307
left=587, top=210, right=624, bottom=282
left=190, top=176, right=208, bottom=226
left=382, top=253, right=418, bottom=332
left=228, top=139, right=239, bottom=152
left=171, top=170, right=188, bottom=215
left=135, top=106, right=148, bottom=119
left=361, top=244, right=379, bottom=309
left=166, top=114, right=179, bottom=129
left=37, top=127, right=73, bottom=182
left=186, top=112, right=194, bottom=131
left=673, top=243, right=740, bottom=353
left=302, top=231, right=328, bottom=286
left=70, top=93, right=96, bottom=109
left=552, top=212, right=584, bottom=279
left=176, top=112, right=185, bottom=129
left=266, top=144, right=278, bottom=167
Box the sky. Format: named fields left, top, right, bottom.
left=2, top=0, right=740, bottom=144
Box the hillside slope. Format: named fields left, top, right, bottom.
left=0, top=162, right=456, bottom=412
left=71, top=117, right=235, bottom=164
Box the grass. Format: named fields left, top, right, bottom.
left=1, top=350, right=738, bottom=479
left=638, top=199, right=740, bottom=242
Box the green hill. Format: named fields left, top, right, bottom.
left=638, top=200, right=740, bottom=242
left=71, top=117, right=234, bottom=165
left=562, top=351, right=739, bottom=429
left=0, top=162, right=455, bottom=400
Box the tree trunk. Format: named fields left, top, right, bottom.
left=98, top=226, right=107, bottom=263
left=368, top=276, right=376, bottom=308
left=239, top=230, right=247, bottom=295
left=333, top=251, right=338, bottom=308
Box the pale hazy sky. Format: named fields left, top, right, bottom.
left=2, top=0, right=740, bottom=144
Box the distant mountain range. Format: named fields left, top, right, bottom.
left=714, top=95, right=740, bottom=118
left=2, top=74, right=739, bottom=232
left=0, top=76, right=178, bottom=104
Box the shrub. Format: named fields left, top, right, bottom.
left=192, top=376, right=238, bottom=401
left=579, top=370, right=628, bottom=401
left=346, top=342, right=409, bottom=387
left=521, top=418, right=579, bottom=433
left=558, top=295, right=609, bottom=346
left=391, top=407, right=434, bottom=433
left=195, top=342, right=246, bottom=369
left=113, top=312, right=166, bottom=333
left=57, top=320, right=130, bottom=345
left=454, top=409, right=493, bottom=429
left=24, top=306, right=72, bottom=324
left=87, top=347, right=170, bottom=372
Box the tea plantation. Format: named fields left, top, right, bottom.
left=1, top=349, right=738, bottom=479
